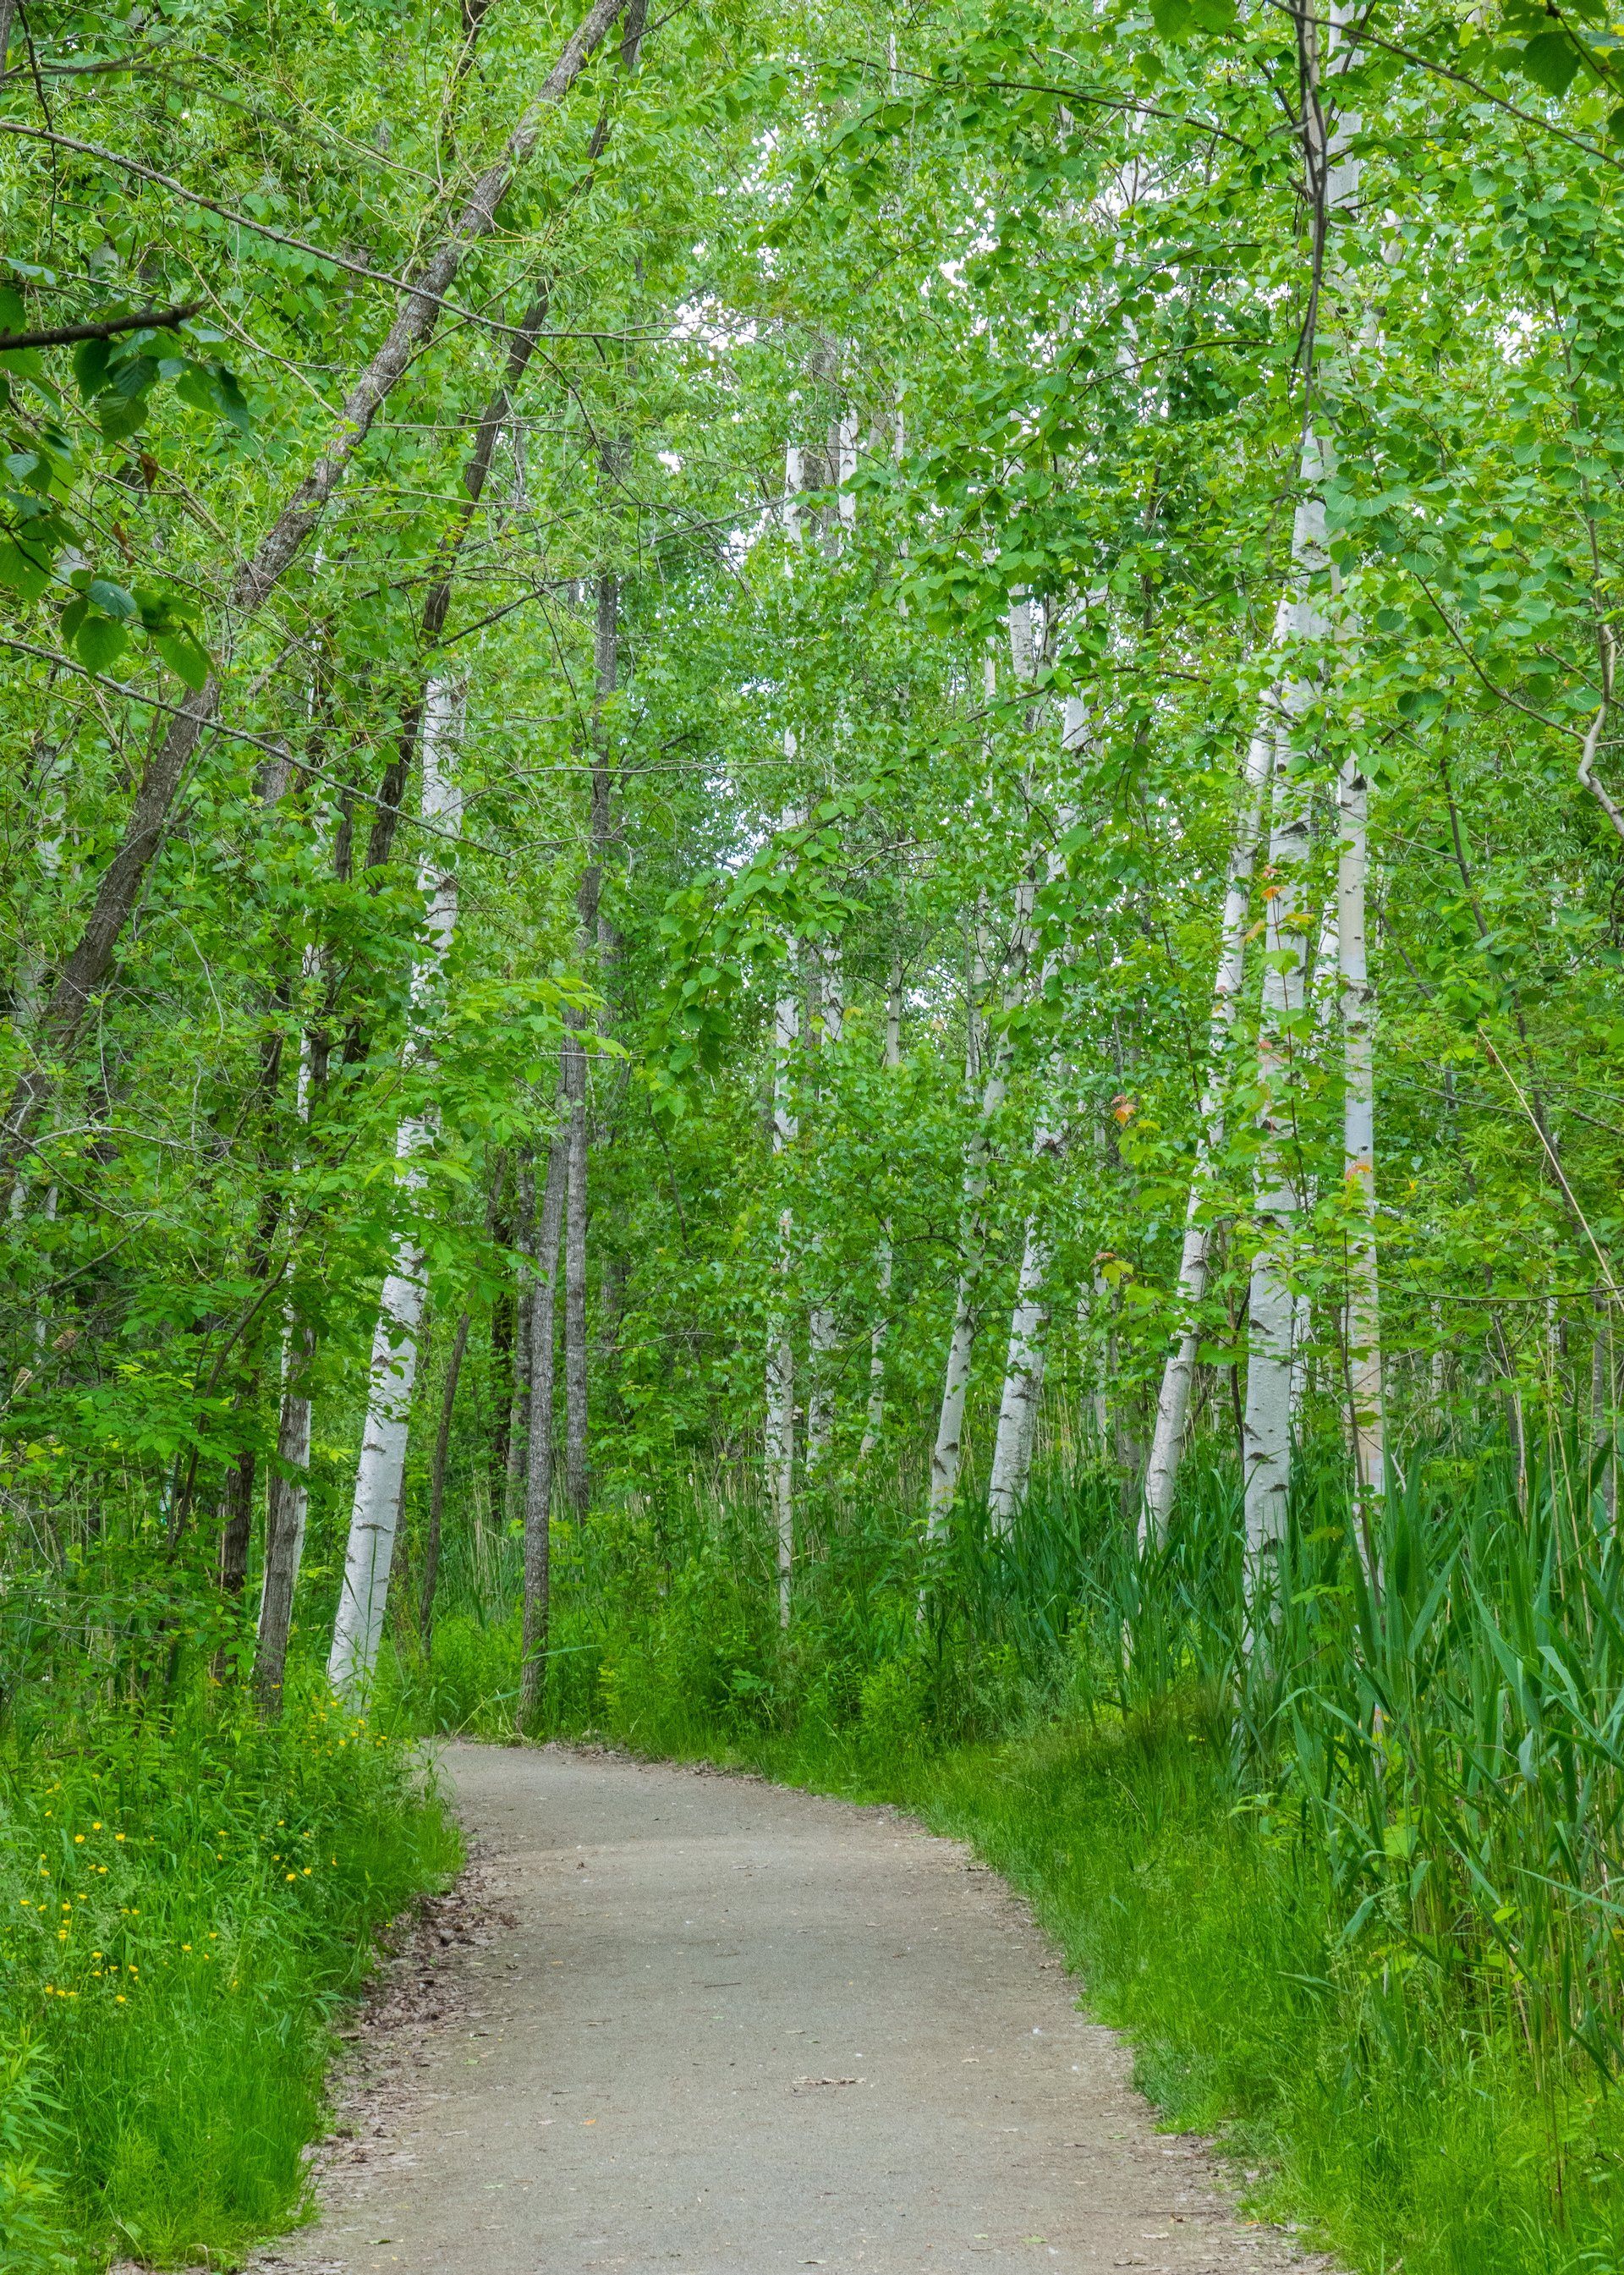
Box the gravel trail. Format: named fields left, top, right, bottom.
left=266, top=1741, right=1321, bottom=2275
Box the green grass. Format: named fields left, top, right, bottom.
left=0, top=1673, right=459, bottom=2269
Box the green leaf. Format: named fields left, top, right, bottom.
left=95, top=393, right=148, bottom=441
left=87, top=576, right=137, bottom=621
left=1608, top=104, right=1624, bottom=140
left=74, top=613, right=128, bottom=673
left=1148, top=0, right=1193, bottom=37
left=176, top=361, right=250, bottom=431
left=153, top=630, right=209, bottom=690
left=0, top=536, right=48, bottom=600
left=73, top=337, right=112, bottom=401
left=1518, top=30, right=1581, bottom=94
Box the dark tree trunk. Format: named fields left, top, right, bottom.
left=518, top=1124, right=569, bottom=1733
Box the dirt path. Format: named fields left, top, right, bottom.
left=266, top=1742, right=1322, bottom=2275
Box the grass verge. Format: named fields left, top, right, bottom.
left=0, top=1681, right=459, bottom=2271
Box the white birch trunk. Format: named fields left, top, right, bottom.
left=1139, top=725, right=1274, bottom=1544
left=927, top=613, right=1040, bottom=1530
left=985, top=651, right=1086, bottom=1527
left=769, top=446, right=805, bottom=1616
left=986, top=795, right=1079, bottom=1529
left=766, top=946, right=799, bottom=1625
left=835, top=409, right=858, bottom=534
left=1338, top=757, right=1385, bottom=1575
left=255, top=935, right=322, bottom=1706
left=986, top=1168, right=1056, bottom=1531
left=805, top=943, right=843, bottom=1470
left=1242, top=677, right=1315, bottom=1600
left=328, top=677, right=464, bottom=1698
left=860, top=964, right=903, bottom=1459
left=926, top=894, right=1031, bottom=1529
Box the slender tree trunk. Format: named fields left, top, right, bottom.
left=805, top=943, right=843, bottom=1470
left=1238, top=0, right=1370, bottom=1608
left=418, top=1309, right=472, bottom=1655
left=217, top=1450, right=255, bottom=1601
left=928, top=611, right=1040, bottom=1530
left=766, top=937, right=799, bottom=1624
left=986, top=1195, right=1053, bottom=1531
left=328, top=679, right=464, bottom=1699
left=562, top=1026, right=590, bottom=1516
left=1140, top=724, right=1274, bottom=1544
left=986, top=873, right=1077, bottom=1525
left=1338, top=755, right=1385, bottom=1579
left=519, top=1122, right=569, bottom=1730
left=927, top=889, right=1034, bottom=1528
left=255, top=1323, right=315, bottom=1711
left=562, top=568, right=618, bottom=1524
left=1243, top=721, right=1313, bottom=1599
left=502, top=1151, right=536, bottom=1520
left=0, top=0, right=628, bottom=1194
left=861, top=961, right=903, bottom=1459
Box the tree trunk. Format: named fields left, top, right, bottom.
left=805, top=942, right=843, bottom=1470
left=419, top=1308, right=472, bottom=1655
left=1242, top=725, right=1312, bottom=1602
left=217, top=1449, right=255, bottom=1599
left=328, top=679, right=464, bottom=1700
left=255, top=1322, right=315, bottom=1711
left=1140, top=723, right=1273, bottom=1543
left=766, top=937, right=799, bottom=1624
left=561, top=566, right=619, bottom=1525
left=518, top=1122, right=568, bottom=1731
left=502, top=1151, right=536, bottom=1522
left=927, top=613, right=1041, bottom=1530
left=0, top=0, right=628, bottom=1194
left=986, top=1206, right=1052, bottom=1530
left=860, top=960, right=903, bottom=1459
left=562, top=1025, right=590, bottom=1518
left=1337, top=756, right=1385, bottom=1580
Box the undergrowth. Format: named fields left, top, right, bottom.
left=0, top=1644, right=458, bottom=2271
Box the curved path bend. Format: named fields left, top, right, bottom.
left=269, top=1742, right=1321, bottom=2275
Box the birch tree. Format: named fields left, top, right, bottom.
left=327, top=679, right=465, bottom=1699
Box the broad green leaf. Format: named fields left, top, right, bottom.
left=154, top=630, right=210, bottom=690
left=1518, top=30, right=1582, bottom=94
left=74, top=613, right=128, bottom=673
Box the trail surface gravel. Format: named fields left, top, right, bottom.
left=264, top=1741, right=1324, bottom=2275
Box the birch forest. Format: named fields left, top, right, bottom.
left=4, top=0, right=1624, bottom=2260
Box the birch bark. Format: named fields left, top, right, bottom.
left=1338, top=754, right=1385, bottom=1572
left=860, top=960, right=903, bottom=1459
left=327, top=678, right=464, bottom=1700
left=927, top=614, right=1040, bottom=1530
left=804, top=942, right=842, bottom=1470
left=1242, top=2, right=1369, bottom=1599
left=1138, top=722, right=1273, bottom=1545
left=766, top=942, right=799, bottom=1624
left=255, top=926, right=325, bottom=1711
left=986, top=816, right=1078, bottom=1529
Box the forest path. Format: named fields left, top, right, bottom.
left=266, top=1742, right=1321, bottom=2275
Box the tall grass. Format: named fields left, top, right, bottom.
left=393, top=1423, right=1624, bottom=2275
left=0, top=1580, right=459, bottom=2272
